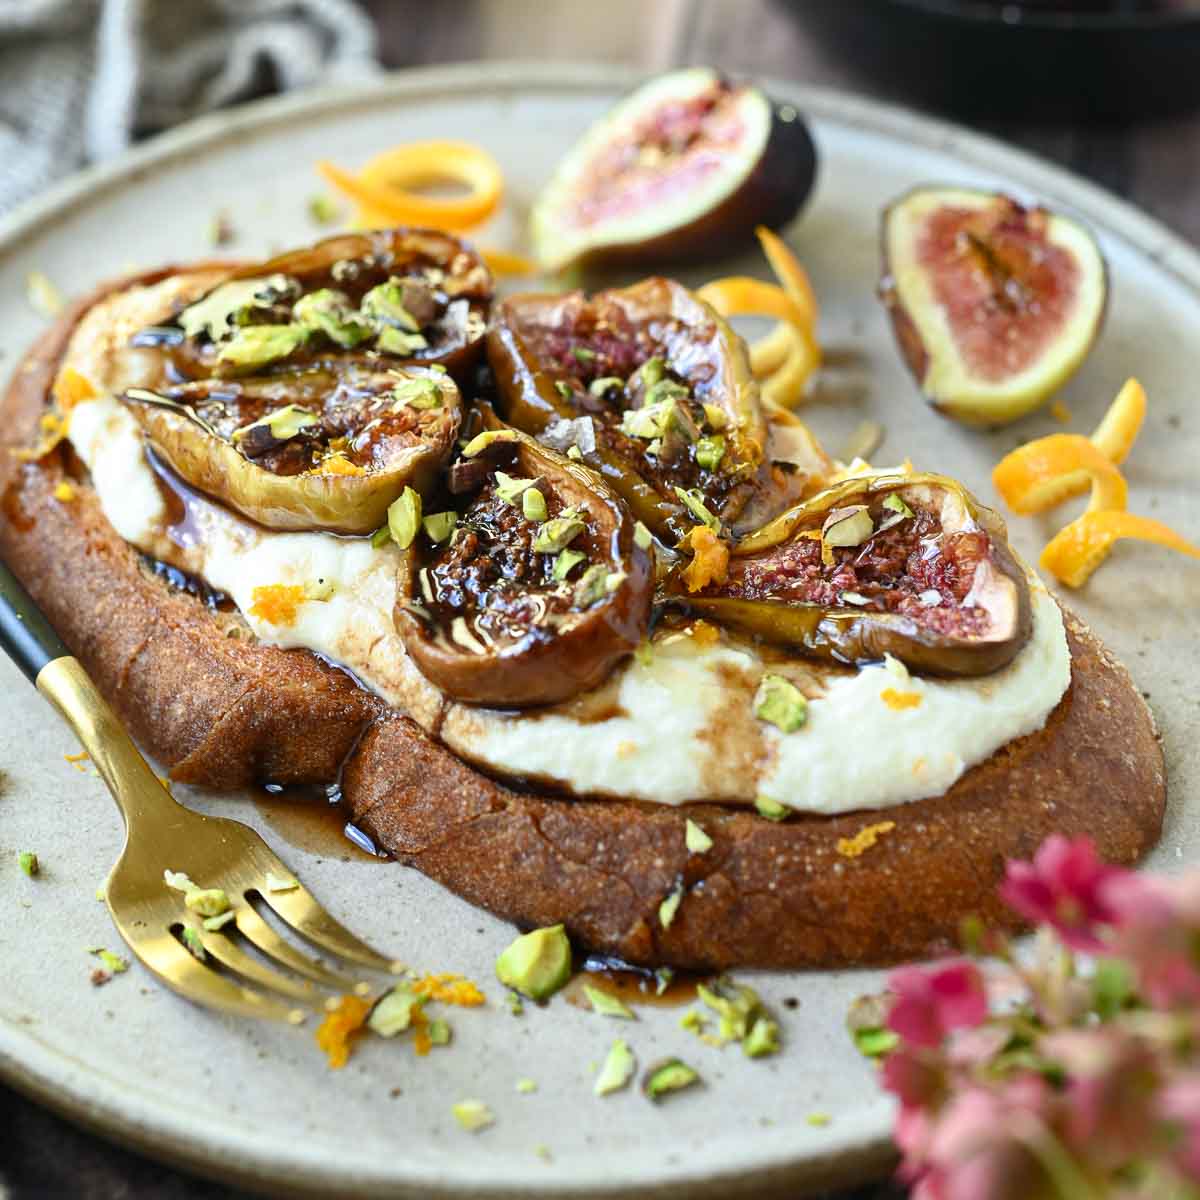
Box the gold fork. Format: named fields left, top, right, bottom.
left=1, top=557, right=394, bottom=1021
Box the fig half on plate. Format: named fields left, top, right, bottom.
left=487, top=277, right=767, bottom=545
left=665, top=471, right=1032, bottom=677
left=122, top=365, right=461, bottom=534
left=531, top=67, right=817, bottom=272
left=394, top=424, right=653, bottom=707
left=881, top=186, right=1107, bottom=427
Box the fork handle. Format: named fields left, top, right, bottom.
left=0, top=558, right=70, bottom=682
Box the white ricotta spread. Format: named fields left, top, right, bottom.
left=58, top=277, right=1073, bottom=815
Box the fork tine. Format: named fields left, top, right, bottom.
left=259, top=885, right=397, bottom=973
left=234, top=902, right=360, bottom=989
left=189, top=916, right=324, bottom=1005
left=132, top=929, right=303, bottom=1023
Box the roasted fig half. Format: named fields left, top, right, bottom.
left=139, top=228, right=492, bottom=385
left=881, top=186, right=1107, bottom=427
left=394, top=423, right=653, bottom=707
left=487, top=277, right=767, bottom=545
left=531, top=67, right=817, bottom=272
left=665, top=472, right=1032, bottom=677
left=121, top=365, right=460, bottom=534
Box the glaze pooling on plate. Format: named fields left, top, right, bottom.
left=0, top=65, right=1195, bottom=1200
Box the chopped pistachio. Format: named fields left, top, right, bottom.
left=292, top=288, right=372, bottom=347
left=658, top=885, right=683, bottom=930
left=755, top=795, right=789, bottom=822
left=620, top=398, right=677, bottom=441
left=516, top=1077, right=538, bottom=1094
left=90, top=948, right=129, bottom=974
left=461, top=429, right=520, bottom=458
left=163, top=869, right=196, bottom=893
left=583, top=985, right=636, bottom=1020
left=696, top=978, right=757, bottom=1041
left=232, top=403, right=320, bottom=444
left=371, top=524, right=392, bottom=548
left=217, top=324, right=307, bottom=368
left=26, top=270, right=64, bottom=317
left=634, top=641, right=653, bottom=668
left=17, top=851, right=38, bottom=878
left=680, top=1008, right=706, bottom=1034
left=754, top=674, right=808, bottom=733
left=822, top=505, right=874, bottom=548
left=368, top=985, right=425, bottom=1037
left=633, top=521, right=653, bottom=551
left=184, top=888, right=230, bottom=918
left=604, top=571, right=625, bottom=593
left=695, top=435, right=726, bottom=472
left=637, top=356, right=665, bottom=389
left=552, top=548, right=586, bottom=581
left=361, top=279, right=421, bottom=331
left=853, top=1026, right=900, bottom=1059
left=428, top=1019, right=451, bottom=1046
left=883, top=493, right=915, bottom=520
left=534, top=1145, right=552, bottom=1162
left=594, top=1039, right=636, bottom=1097
left=555, top=381, right=574, bottom=401
left=571, top=346, right=596, bottom=364
left=495, top=924, right=572, bottom=1000
left=684, top=820, right=713, bottom=855
left=566, top=445, right=583, bottom=461
left=572, top=564, right=610, bottom=609
left=533, top=515, right=585, bottom=554
left=643, top=1058, right=700, bottom=1102
left=307, top=193, right=341, bottom=224
left=178, top=275, right=298, bottom=342
left=388, top=487, right=423, bottom=550
left=389, top=376, right=442, bottom=409
left=743, top=1015, right=781, bottom=1058
left=645, top=378, right=690, bottom=408
left=655, top=967, right=674, bottom=995
left=494, top=472, right=538, bottom=504
left=840, top=591, right=870, bottom=606
left=806, top=1112, right=832, bottom=1127
left=701, top=402, right=728, bottom=431
left=202, top=910, right=236, bottom=932
left=673, top=486, right=720, bottom=533
left=181, top=927, right=206, bottom=961
left=423, top=510, right=457, bottom=544
left=377, top=326, right=428, bottom=356
left=264, top=872, right=299, bottom=893
left=522, top=487, right=548, bottom=522
left=506, top=991, right=525, bottom=1016
left=451, top=1099, right=494, bottom=1133
left=588, top=376, right=624, bottom=398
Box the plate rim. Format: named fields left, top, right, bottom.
left=2, top=58, right=1197, bottom=1199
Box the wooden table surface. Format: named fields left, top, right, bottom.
left=5, top=1, right=1195, bottom=1196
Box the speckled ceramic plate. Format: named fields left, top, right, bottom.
left=0, top=63, right=1196, bottom=1200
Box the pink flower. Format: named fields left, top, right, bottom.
left=1160, top=1075, right=1200, bottom=1182
left=1105, top=875, right=1200, bottom=1009
left=999, top=834, right=1126, bottom=950
left=887, top=960, right=988, bottom=1049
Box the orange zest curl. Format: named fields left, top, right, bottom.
left=409, top=973, right=486, bottom=1007
left=697, top=227, right=821, bottom=409
left=681, top=526, right=730, bottom=593
left=992, top=434, right=1127, bottom=516
left=315, top=994, right=371, bottom=1069
left=1040, top=512, right=1200, bottom=589
left=248, top=583, right=307, bottom=627
left=318, top=141, right=503, bottom=232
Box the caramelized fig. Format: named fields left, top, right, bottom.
left=394, top=423, right=653, bottom=707
left=487, top=277, right=767, bottom=545
left=665, top=472, right=1032, bottom=677
left=147, top=228, right=492, bottom=385
left=122, top=365, right=460, bottom=534
left=531, top=68, right=817, bottom=272
left=881, top=187, right=1107, bottom=427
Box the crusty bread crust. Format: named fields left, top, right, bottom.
left=0, top=279, right=1165, bottom=968
left=0, top=274, right=383, bottom=788
left=345, top=616, right=1164, bottom=969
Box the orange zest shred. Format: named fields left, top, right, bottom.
left=697, top=228, right=821, bottom=409
left=14, top=412, right=67, bottom=463
left=412, top=1007, right=432, bottom=1057
left=315, top=994, right=372, bottom=1069
left=480, top=247, right=538, bottom=277
left=1040, top=511, right=1200, bottom=589
left=837, top=821, right=896, bottom=859
left=53, top=480, right=76, bottom=502
left=680, top=526, right=730, bottom=593
left=64, top=751, right=90, bottom=773
left=248, top=583, right=308, bottom=627
left=53, top=366, right=97, bottom=413
left=797, top=528, right=834, bottom=568
left=690, top=619, right=721, bottom=648
left=1050, top=399, right=1072, bottom=424
left=880, top=688, right=922, bottom=711
left=316, top=453, right=366, bottom=476
left=409, top=973, right=486, bottom=1007
left=318, top=140, right=503, bottom=233
left=1090, top=377, right=1146, bottom=466
left=992, top=434, right=1127, bottom=516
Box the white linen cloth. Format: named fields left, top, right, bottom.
left=0, top=0, right=379, bottom=213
